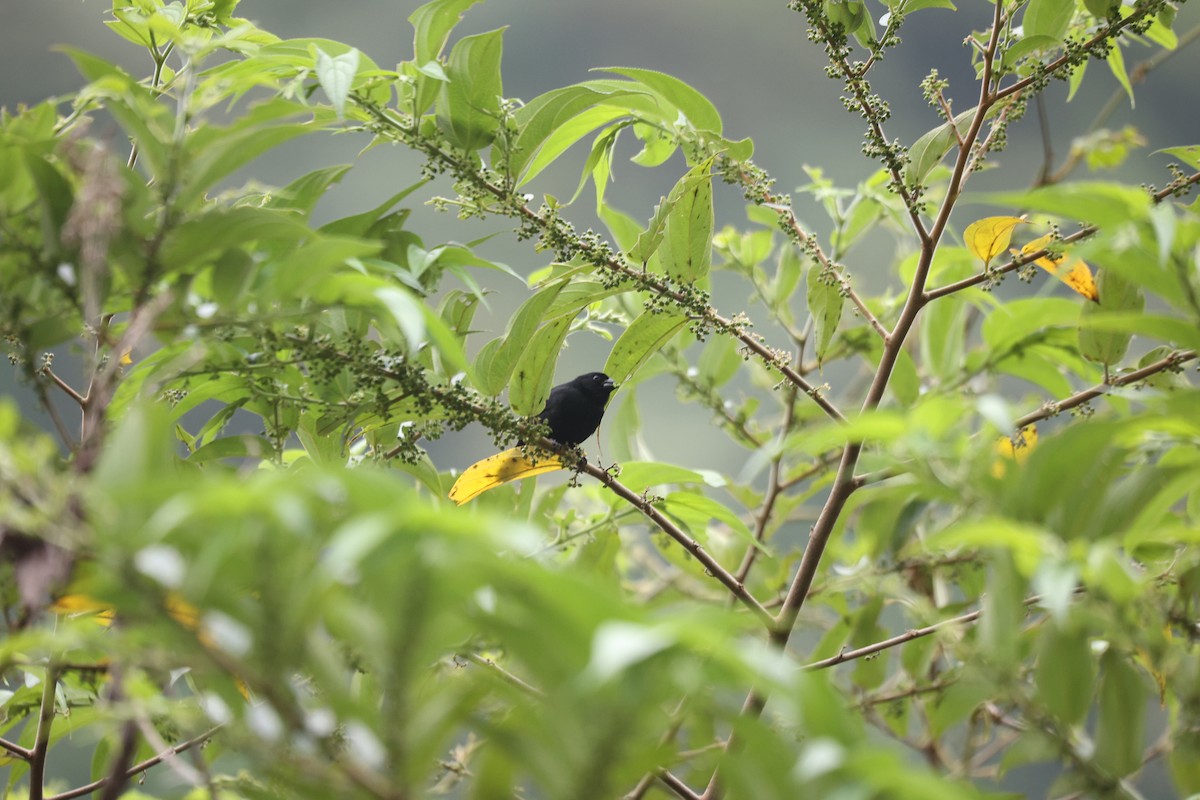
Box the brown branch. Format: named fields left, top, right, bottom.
left=41, top=366, right=85, bottom=407
left=732, top=377, right=798, bottom=587
left=1014, top=349, right=1197, bottom=429
left=657, top=769, right=703, bottom=800
left=582, top=462, right=773, bottom=625
left=47, top=726, right=222, bottom=800
left=0, top=737, right=33, bottom=761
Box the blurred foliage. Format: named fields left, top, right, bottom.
left=2, top=0, right=1200, bottom=798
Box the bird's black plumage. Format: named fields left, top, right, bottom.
left=534, top=372, right=617, bottom=446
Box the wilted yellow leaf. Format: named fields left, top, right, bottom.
left=991, top=425, right=1037, bottom=478
left=1015, top=234, right=1100, bottom=302
left=965, top=215, right=1027, bottom=266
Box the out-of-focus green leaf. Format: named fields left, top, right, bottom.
left=1078, top=270, right=1144, bottom=365
left=1034, top=625, right=1094, bottom=725
left=1095, top=650, right=1147, bottom=777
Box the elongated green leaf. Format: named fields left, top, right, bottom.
left=602, top=67, right=723, bottom=133
left=905, top=109, right=976, bottom=187
left=980, top=182, right=1151, bottom=228
left=661, top=492, right=756, bottom=548
left=1035, top=625, right=1094, bottom=725
left=807, top=266, right=844, bottom=365
left=188, top=434, right=273, bottom=463
left=509, top=316, right=572, bottom=416
left=162, top=207, right=311, bottom=271
left=603, top=312, right=688, bottom=386
left=503, top=85, right=642, bottom=182
left=1157, top=144, right=1200, bottom=171
left=179, top=99, right=314, bottom=207
left=266, top=165, right=352, bottom=217
left=1095, top=651, right=1147, bottom=776
left=436, top=28, right=505, bottom=151
left=1106, top=43, right=1134, bottom=106
left=411, top=0, right=481, bottom=63
left=474, top=281, right=568, bottom=396
left=517, top=105, right=631, bottom=187
left=659, top=159, right=714, bottom=283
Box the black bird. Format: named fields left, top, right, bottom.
left=530, top=372, right=617, bottom=446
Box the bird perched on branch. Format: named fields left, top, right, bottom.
left=449, top=372, right=617, bottom=504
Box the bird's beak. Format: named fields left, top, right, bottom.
left=603, top=378, right=617, bottom=391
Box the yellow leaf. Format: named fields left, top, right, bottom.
left=965, top=215, right=1027, bottom=266
left=1015, top=234, right=1100, bottom=302
left=119, top=349, right=133, bottom=365
left=991, top=425, right=1037, bottom=478
left=448, top=447, right=565, bottom=505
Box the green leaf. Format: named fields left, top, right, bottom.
left=615, top=462, right=718, bottom=493
left=600, top=67, right=723, bottom=133
left=516, top=105, right=632, bottom=187
left=265, top=165, right=352, bottom=217
left=658, top=159, right=715, bottom=283
left=1095, top=650, right=1147, bottom=777
left=1078, top=270, right=1144, bottom=365
left=509, top=316, right=572, bottom=416
left=473, top=280, right=568, bottom=396
left=1024, top=0, right=1074, bottom=41
left=504, top=85, right=642, bottom=182
left=1156, top=144, right=1200, bottom=171
left=660, top=492, right=755, bottom=546
left=978, top=182, right=1151, bottom=228
left=314, top=47, right=360, bottom=119
left=630, top=193, right=680, bottom=266
left=411, top=0, right=482, bottom=64
left=178, top=98, right=314, bottom=207
left=188, top=435, right=274, bottom=464
left=920, top=294, right=968, bottom=382
left=603, top=312, right=688, bottom=386
left=905, top=109, right=977, bottom=187
left=1083, top=0, right=1119, bottom=18
left=436, top=28, right=505, bottom=151
left=1106, top=43, right=1134, bottom=107
left=807, top=266, right=844, bottom=366
left=1034, top=625, right=1094, bottom=725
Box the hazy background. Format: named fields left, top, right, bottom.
left=3, top=0, right=1197, bottom=473
left=2, top=2, right=1197, bottom=796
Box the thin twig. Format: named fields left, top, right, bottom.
left=41, top=366, right=85, bottom=407
left=47, top=726, right=222, bottom=800
left=461, top=652, right=544, bottom=698
left=658, top=769, right=702, bottom=800
left=0, top=737, right=33, bottom=761
left=1014, top=349, right=1197, bottom=429
left=582, top=462, right=773, bottom=625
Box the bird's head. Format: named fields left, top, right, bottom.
left=572, top=371, right=618, bottom=399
